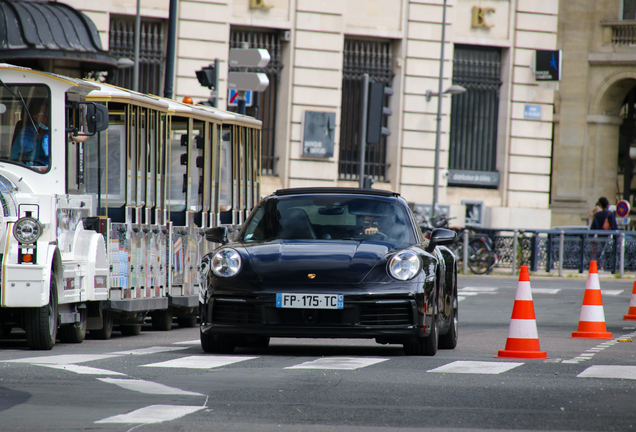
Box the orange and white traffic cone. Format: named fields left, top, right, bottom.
left=571, top=260, right=612, bottom=339
left=623, top=281, right=636, bottom=321
left=496, top=266, right=548, bottom=359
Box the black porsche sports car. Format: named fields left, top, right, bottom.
left=199, top=188, right=458, bottom=355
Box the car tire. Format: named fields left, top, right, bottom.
left=403, top=313, right=439, bottom=356
left=201, top=329, right=235, bottom=354
left=439, top=302, right=458, bottom=349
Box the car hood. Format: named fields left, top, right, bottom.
left=242, top=240, right=389, bottom=284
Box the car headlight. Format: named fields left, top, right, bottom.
left=388, top=250, right=421, bottom=281
left=13, top=217, right=43, bottom=244
left=211, top=248, right=242, bottom=278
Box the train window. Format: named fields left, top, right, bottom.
left=85, top=123, right=126, bottom=207
left=219, top=128, right=232, bottom=211
left=0, top=84, right=51, bottom=172
left=169, top=118, right=188, bottom=212
left=189, top=121, right=204, bottom=212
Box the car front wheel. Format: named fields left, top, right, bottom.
left=403, top=313, right=439, bottom=356
left=201, top=329, right=235, bottom=354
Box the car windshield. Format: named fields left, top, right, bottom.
left=240, top=194, right=416, bottom=244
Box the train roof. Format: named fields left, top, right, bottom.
left=0, top=63, right=99, bottom=95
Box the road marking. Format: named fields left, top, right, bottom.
left=601, top=290, right=624, bottom=296
left=40, top=364, right=126, bottom=375
left=2, top=354, right=119, bottom=365
left=142, top=355, right=257, bottom=369
left=428, top=361, right=524, bottom=374
left=174, top=339, right=200, bottom=345
left=563, top=330, right=636, bottom=363
left=577, top=365, right=636, bottom=380
left=110, top=346, right=189, bottom=355
left=97, top=378, right=204, bottom=396
left=285, top=357, right=388, bottom=370
left=459, top=287, right=498, bottom=292
left=531, top=288, right=561, bottom=294
left=95, top=404, right=204, bottom=424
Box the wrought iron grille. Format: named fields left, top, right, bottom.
left=229, top=29, right=282, bottom=176
left=449, top=45, right=502, bottom=172
left=339, top=39, right=393, bottom=181
left=108, top=17, right=165, bottom=96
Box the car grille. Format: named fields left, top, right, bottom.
left=212, top=301, right=262, bottom=325
left=359, top=303, right=413, bottom=326
left=211, top=299, right=414, bottom=327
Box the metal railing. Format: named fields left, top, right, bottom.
left=460, top=227, right=634, bottom=276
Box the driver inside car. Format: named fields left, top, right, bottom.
left=10, top=98, right=50, bottom=169
left=359, top=215, right=386, bottom=236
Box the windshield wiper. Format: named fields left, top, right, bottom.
left=0, top=78, right=38, bottom=132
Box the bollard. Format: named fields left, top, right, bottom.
left=620, top=232, right=625, bottom=279
left=463, top=229, right=469, bottom=275
left=512, top=229, right=518, bottom=276
left=558, top=230, right=564, bottom=277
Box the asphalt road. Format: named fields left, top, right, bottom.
left=0, top=274, right=635, bottom=432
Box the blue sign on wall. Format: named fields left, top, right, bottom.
left=524, top=104, right=542, bottom=120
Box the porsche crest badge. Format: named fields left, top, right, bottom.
left=308, top=274, right=316, bottom=279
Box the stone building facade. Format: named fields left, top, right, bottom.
left=551, top=0, right=636, bottom=228
left=63, top=0, right=558, bottom=229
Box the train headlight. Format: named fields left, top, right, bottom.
left=211, top=248, right=242, bottom=278
left=13, top=217, right=42, bottom=244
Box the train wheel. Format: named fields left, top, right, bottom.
left=25, top=276, right=58, bottom=350
left=58, top=308, right=87, bottom=343
left=90, top=309, right=114, bottom=340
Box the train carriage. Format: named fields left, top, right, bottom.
left=0, top=63, right=261, bottom=348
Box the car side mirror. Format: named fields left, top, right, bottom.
left=426, top=228, right=456, bottom=252
left=205, top=226, right=228, bottom=245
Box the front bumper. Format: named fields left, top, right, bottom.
left=201, top=295, right=432, bottom=340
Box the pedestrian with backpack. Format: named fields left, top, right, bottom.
left=590, top=197, right=617, bottom=230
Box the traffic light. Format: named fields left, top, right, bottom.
left=195, top=64, right=217, bottom=89
left=362, top=176, right=375, bottom=189
left=366, top=81, right=393, bottom=145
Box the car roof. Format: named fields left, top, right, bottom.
left=272, top=187, right=400, bottom=198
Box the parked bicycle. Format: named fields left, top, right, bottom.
left=419, top=215, right=498, bottom=274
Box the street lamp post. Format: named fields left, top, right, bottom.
left=429, top=0, right=466, bottom=222
left=430, top=0, right=448, bottom=222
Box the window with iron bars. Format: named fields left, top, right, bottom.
left=448, top=45, right=502, bottom=174
left=339, top=39, right=393, bottom=182
left=229, top=29, right=282, bottom=177
left=108, top=17, right=166, bottom=96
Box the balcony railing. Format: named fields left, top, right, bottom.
left=601, top=21, right=636, bottom=45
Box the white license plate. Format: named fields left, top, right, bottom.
left=276, top=293, right=344, bottom=309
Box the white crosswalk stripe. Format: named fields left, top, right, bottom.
left=142, top=355, right=257, bottom=369
left=577, top=365, right=636, bottom=380
left=110, top=346, right=189, bottom=355
left=40, top=364, right=126, bottom=375
left=95, top=404, right=205, bottom=424
left=427, top=361, right=524, bottom=374
left=285, top=357, right=388, bottom=370
left=97, top=377, right=204, bottom=396
left=3, top=354, right=120, bottom=365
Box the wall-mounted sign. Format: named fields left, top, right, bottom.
left=302, top=111, right=336, bottom=158
left=228, top=89, right=253, bottom=107
left=448, top=170, right=500, bottom=187
left=524, top=104, right=542, bottom=119
left=472, top=6, right=495, bottom=28
left=534, top=50, right=562, bottom=81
